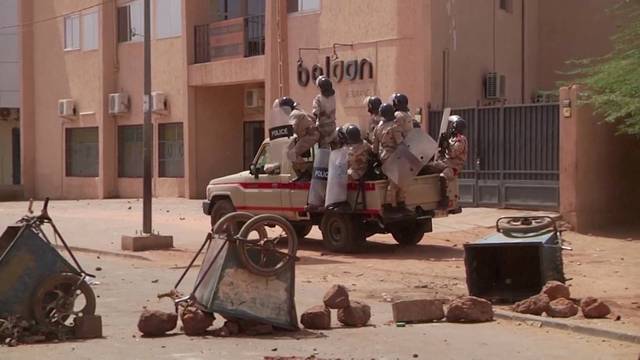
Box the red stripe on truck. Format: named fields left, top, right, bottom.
left=236, top=205, right=381, bottom=215
left=214, top=182, right=376, bottom=191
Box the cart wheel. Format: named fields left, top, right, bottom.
left=236, top=214, right=298, bottom=277
left=498, top=217, right=554, bottom=235
left=212, top=211, right=268, bottom=240
left=32, top=273, right=96, bottom=330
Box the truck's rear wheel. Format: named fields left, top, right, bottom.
left=210, top=199, right=235, bottom=228
left=391, top=221, right=428, bottom=246
left=320, top=212, right=364, bottom=253
left=292, top=223, right=313, bottom=239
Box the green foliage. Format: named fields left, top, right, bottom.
left=569, top=0, right=640, bottom=136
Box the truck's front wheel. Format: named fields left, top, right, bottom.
left=320, top=212, right=364, bottom=253
left=391, top=220, right=429, bottom=246
left=210, top=199, right=235, bottom=228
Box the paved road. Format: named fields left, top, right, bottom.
left=2, top=254, right=638, bottom=360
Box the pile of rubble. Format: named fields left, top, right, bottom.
left=0, top=315, right=62, bottom=347
left=138, top=303, right=278, bottom=337
left=300, top=285, right=371, bottom=329
left=513, top=281, right=611, bottom=319
left=392, top=296, right=494, bottom=324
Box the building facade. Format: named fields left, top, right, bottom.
left=0, top=0, right=21, bottom=199
left=17, top=0, right=619, bottom=200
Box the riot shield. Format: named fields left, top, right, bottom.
left=308, top=148, right=331, bottom=207
left=269, top=100, right=294, bottom=140
left=403, top=128, right=438, bottom=165
left=381, top=143, right=423, bottom=188
left=325, top=147, right=349, bottom=207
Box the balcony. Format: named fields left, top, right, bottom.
left=194, top=15, right=265, bottom=64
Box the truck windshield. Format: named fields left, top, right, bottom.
left=254, top=143, right=270, bottom=169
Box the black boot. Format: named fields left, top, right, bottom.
left=396, top=201, right=413, bottom=215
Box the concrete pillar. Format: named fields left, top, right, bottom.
left=19, top=0, right=35, bottom=198
left=264, top=0, right=289, bottom=130
left=99, top=2, right=117, bottom=198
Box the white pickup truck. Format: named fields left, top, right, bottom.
left=202, top=137, right=461, bottom=253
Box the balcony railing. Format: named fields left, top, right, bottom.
left=194, top=15, right=265, bottom=64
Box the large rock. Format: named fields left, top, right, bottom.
left=513, top=294, right=550, bottom=316
left=337, top=301, right=371, bottom=327
left=323, top=284, right=350, bottom=309
left=180, top=306, right=214, bottom=336
left=546, top=298, right=579, bottom=318
left=300, top=305, right=331, bottom=330
left=445, top=296, right=493, bottom=323
left=580, top=297, right=611, bottom=319
left=137, top=310, right=177, bottom=337
left=541, top=281, right=570, bottom=301
left=392, top=299, right=444, bottom=323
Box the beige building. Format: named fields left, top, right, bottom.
left=15, top=0, right=618, bottom=200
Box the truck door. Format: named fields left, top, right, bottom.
left=242, top=141, right=290, bottom=217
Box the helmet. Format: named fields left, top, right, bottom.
left=391, top=93, right=409, bottom=112
left=367, top=96, right=382, bottom=115
left=448, top=115, right=467, bottom=135
left=379, top=103, right=396, bottom=122
left=278, top=97, right=297, bottom=111
left=344, top=124, right=362, bottom=145
left=336, top=126, right=348, bottom=145
left=316, top=76, right=335, bottom=96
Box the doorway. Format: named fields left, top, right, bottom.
left=243, top=121, right=264, bottom=169
left=11, top=127, right=20, bottom=185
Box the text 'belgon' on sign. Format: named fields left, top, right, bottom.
left=297, top=56, right=374, bottom=87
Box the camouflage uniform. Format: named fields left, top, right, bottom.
left=347, top=141, right=372, bottom=181
left=424, top=134, right=468, bottom=179
left=394, top=110, right=415, bottom=136
left=373, top=121, right=406, bottom=205
left=287, top=109, right=320, bottom=176
left=366, top=114, right=382, bottom=144
left=312, top=94, right=337, bottom=148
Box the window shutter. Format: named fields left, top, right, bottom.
left=117, top=6, right=131, bottom=42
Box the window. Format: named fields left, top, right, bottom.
left=499, top=0, right=513, bottom=13
left=156, top=0, right=182, bottom=39
left=82, top=10, right=99, bottom=50
left=64, top=15, right=80, bottom=50
left=117, top=0, right=144, bottom=42
left=158, top=123, right=184, bottom=177
left=287, top=0, right=320, bottom=13
left=118, top=125, right=143, bottom=177
left=215, top=0, right=243, bottom=20
left=66, top=127, right=99, bottom=177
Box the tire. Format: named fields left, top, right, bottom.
left=32, top=273, right=96, bottom=329
left=391, top=221, right=427, bottom=246
left=210, top=198, right=235, bottom=228
left=498, top=217, right=554, bottom=235
left=292, top=223, right=313, bottom=240
left=320, top=212, right=364, bottom=253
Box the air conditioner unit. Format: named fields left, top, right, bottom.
left=151, top=91, right=168, bottom=113
left=58, top=99, right=77, bottom=118
left=485, top=72, right=505, bottom=100
left=245, top=88, right=264, bottom=109
left=108, top=93, right=130, bottom=115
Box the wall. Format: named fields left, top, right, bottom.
left=281, top=0, right=430, bottom=131
left=0, top=0, right=20, bottom=108
left=536, top=0, right=619, bottom=93
left=559, top=86, right=640, bottom=232
left=194, top=85, right=244, bottom=197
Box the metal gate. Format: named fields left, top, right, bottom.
left=428, top=103, right=559, bottom=210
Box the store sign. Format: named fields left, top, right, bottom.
left=297, top=56, right=374, bottom=87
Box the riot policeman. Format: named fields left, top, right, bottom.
left=365, top=96, right=382, bottom=144
left=373, top=103, right=407, bottom=212
left=423, top=115, right=468, bottom=208
left=277, top=97, right=319, bottom=180
left=391, top=93, right=415, bottom=136
left=312, top=76, right=337, bottom=148
left=344, top=124, right=372, bottom=181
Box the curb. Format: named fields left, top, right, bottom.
left=53, top=244, right=152, bottom=262
left=494, top=309, right=640, bottom=344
